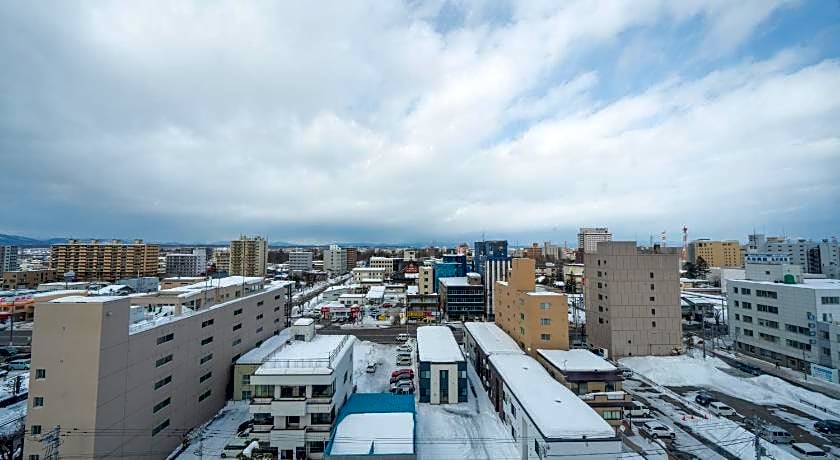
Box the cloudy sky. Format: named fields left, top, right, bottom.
left=2, top=1, right=839, bottom=245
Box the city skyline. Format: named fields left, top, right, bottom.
left=2, top=1, right=839, bottom=243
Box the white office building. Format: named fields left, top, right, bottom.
left=577, top=228, right=612, bottom=254
left=288, top=250, right=314, bottom=272
left=247, top=318, right=355, bottom=459
left=0, top=246, right=19, bottom=273
left=351, top=267, right=386, bottom=283
left=323, top=245, right=348, bottom=275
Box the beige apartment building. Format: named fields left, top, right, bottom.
left=494, top=258, right=569, bottom=354
left=50, top=239, right=160, bottom=282
left=24, top=276, right=292, bottom=460
left=1, top=269, right=56, bottom=290
left=687, top=239, right=744, bottom=268
left=213, top=248, right=230, bottom=272
left=418, top=265, right=434, bottom=294
left=229, top=235, right=268, bottom=277
left=368, top=256, right=394, bottom=276
left=584, top=242, right=682, bottom=358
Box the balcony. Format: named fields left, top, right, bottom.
left=252, top=424, right=273, bottom=433
left=306, top=400, right=333, bottom=413
left=271, top=398, right=306, bottom=415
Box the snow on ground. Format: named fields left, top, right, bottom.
left=0, top=400, right=26, bottom=435
left=172, top=401, right=250, bottom=459
left=621, top=351, right=840, bottom=420
left=622, top=434, right=667, bottom=460
left=354, top=341, right=400, bottom=393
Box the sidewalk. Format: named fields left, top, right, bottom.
left=711, top=349, right=840, bottom=400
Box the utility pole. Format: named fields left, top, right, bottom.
left=41, top=425, right=60, bottom=460
left=752, top=416, right=764, bottom=460
left=702, top=310, right=707, bottom=359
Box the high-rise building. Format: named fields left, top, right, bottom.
left=323, top=245, right=348, bottom=275
left=749, top=236, right=839, bottom=278
left=474, top=240, right=511, bottom=319
left=229, top=235, right=268, bottom=277
left=345, top=247, right=358, bottom=271
left=418, top=265, right=435, bottom=295
left=494, top=258, right=569, bottom=354
left=578, top=227, right=612, bottom=254
left=213, top=248, right=230, bottom=273
left=687, top=239, right=744, bottom=268
left=50, top=239, right=159, bottom=282
left=23, top=277, right=292, bottom=460
left=523, top=243, right=543, bottom=263
left=0, top=246, right=20, bottom=274
left=288, top=249, right=314, bottom=272
left=433, top=254, right=467, bottom=293
left=543, top=241, right=561, bottom=259
left=165, top=250, right=206, bottom=277
left=584, top=242, right=681, bottom=358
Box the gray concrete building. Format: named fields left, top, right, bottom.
left=288, top=249, right=314, bottom=272
left=578, top=228, right=612, bottom=254
left=323, top=245, right=348, bottom=275
left=584, top=242, right=682, bottom=358
left=0, top=246, right=19, bottom=274
left=748, top=235, right=840, bottom=278
left=24, top=276, right=292, bottom=460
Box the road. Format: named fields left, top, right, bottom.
left=317, top=323, right=464, bottom=344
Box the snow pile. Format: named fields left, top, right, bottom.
left=331, top=412, right=414, bottom=455
left=620, top=353, right=840, bottom=419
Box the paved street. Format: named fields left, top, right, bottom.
left=317, top=323, right=464, bottom=344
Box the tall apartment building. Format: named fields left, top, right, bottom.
left=239, top=319, right=354, bottom=458
left=165, top=248, right=207, bottom=277
left=24, top=276, right=293, bottom=460
left=49, top=239, right=159, bottom=282
left=345, top=247, right=358, bottom=271
left=323, top=245, right=348, bottom=275
left=584, top=242, right=681, bottom=358
left=687, top=239, right=744, bottom=268
left=578, top=227, right=612, bottom=254
left=494, top=258, right=569, bottom=354
left=523, top=243, right=543, bottom=263
left=288, top=250, right=314, bottom=272
left=474, top=240, right=511, bottom=320
left=0, top=246, right=20, bottom=274
left=728, top=253, right=840, bottom=381
left=418, top=265, right=435, bottom=295
left=229, top=235, right=268, bottom=277
left=213, top=248, right=230, bottom=273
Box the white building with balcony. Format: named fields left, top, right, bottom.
left=246, top=318, right=356, bottom=459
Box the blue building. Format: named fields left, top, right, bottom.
left=433, top=254, right=467, bottom=293
left=473, top=240, right=511, bottom=319
left=325, top=393, right=416, bottom=459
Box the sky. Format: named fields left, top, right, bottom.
left=1, top=1, right=839, bottom=245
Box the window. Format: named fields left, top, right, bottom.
left=201, top=318, right=214, bottom=328
left=520, top=327, right=525, bottom=335
left=822, top=297, right=840, bottom=305
left=756, top=304, right=778, bottom=314
left=232, top=338, right=242, bottom=346
left=649, top=296, right=655, bottom=302
left=742, top=315, right=753, bottom=323
left=735, top=314, right=741, bottom=320
left=651, top=309, right=656, bottom=315
left=31, top=425, right=41, bottom=435
left=35, top=369, right=46, bottom=379
left=153, top=397, right=171, bottom=413
left=274, top=306, right=280, bottom=312
left=539, top=302, right=550, bottom=310
left=154, top=375, right=172, bottom=390
left=786, top=324, right=810, bottom=335
left=420, top=370, right=431, bottom=378
left=652, top=321, right=656, bottom=328
left=256, top=313, right=264, bottom=320
left=734, top=287, right=739, bottom=294
left=540, top=318, right=551, bottom=326
left=650, top=284, right=655, bottom=290
left=602, top=410, right=623, bottom=420
left=511, top=405, right=516, bottom=417
left=234, top=308, right=243, bottom=316
left=232, top=323, right=242, bottom=331
left=156, top=333, right=174, bottom=345
left=33, top=397, right=44, bottom=407
left=758, top=319, right=779, bottom=329
left=734, top=300, right=740, bottom=307
left=257, top=326, right=264, bottom=333
left=756, top=290, right=777, bottom=299
left=520, top=313, right=525, bottom=320
left=199, top=371, right=212, bottom=383
left=257, top=301, right=264, bottom=306
left=200, top=353, right=213, bottom=364
left=198, top=389, right=212, bottom=402
left=742, top=302, right=752, bottom=310
left=152, top=419, right=170, bottom=436
left=650, top=272, right=654, bottom=278
left=155, top=354, right=173, bottom=368
left=540, top=333, right=551, bottom=341
left=741, top=288, right=751, bottom=295
left=201, top=336, right=214, bottom=346
left=743, top=329, right=754, bottom=337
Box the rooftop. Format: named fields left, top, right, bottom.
left=464, top=322, right=524, bottom=356
left=294, top=317, right=315, bottom=326
left=236, top=329, right=292, bottom=364
left=329, top=413, right=414, bottom=456
left=439, top=277, right=478, bottom=287
left=537, top=349, right=617, bottom=373
left=256, top=334, right=355, bottom=375
left=51, top=295, right=126, bottom=303
left=488, top=354, right=615, bottom=440
left=417, top=326, right=464, bottom=362
left=733, top=278, right=840, bottom=290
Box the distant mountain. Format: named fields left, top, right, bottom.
left=0, top=234, right=66, bottom=246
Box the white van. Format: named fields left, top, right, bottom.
left=759, top=425, right=792, bottom=444
left=396, top=333, right=410, bottom=342
left=791, top=443, right=827, bottom=458
left=709, top=401, right=736, bottom=417
left=7, top=359, right=30, bottom=370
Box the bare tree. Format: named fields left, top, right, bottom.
left=0, top=420, right=24, bottom=460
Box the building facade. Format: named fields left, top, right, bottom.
left=584, top=242, right=682, bottom=358
left=324, top=245, right=348, bottom=275
left=50, top=239, right=160, bottom=282
left=1, top=269, right=56, bottom=290
left=24, top=277, right=292, bottom=460
left=165, top=249, right=206, bottom=277
left=345, top=247, right=358, bottom=272
left=288, top=250, right=314, bottom=272
left=433, top=254, right=467, bottom=293
left=0, top=246, right=20, bottom=274
left=438, top=274, right=484, bottom=320
left=494, top=258, right=569, bottom=354
left=418, top=266, right=434, bottom=295
left=687, top=239, right=744, bottom=268
left=474, top=240, right=511, bottom=319
left=578, top=227, right=612, bottom=254
left=229, top=235, right=268, bottom=277
left=417, top=326, right=467, bottom=404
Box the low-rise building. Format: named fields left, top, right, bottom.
left=439, top=273, right=484, bottom=320
left=1, top=269, right=57, bottom=290
left=352, top=267, right=386, bottom=283
left=463, top=322, right=524, bottom=407
left=289, top=250, right=314, bottom=272
left=246, top=318, right=355, bottom=458
left=324, top=393, right=416, bottom=460
left=416, top=326, right=467, bottom=404
left=535, top=349, right=630, bottom=430
left=406, top=288, right=438, bottom=322
left=489, top=353, right=622, bottom=459
left=369, top=257, right=395, bottom=276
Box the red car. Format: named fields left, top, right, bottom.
left=391, top=369, right=414, bottom=379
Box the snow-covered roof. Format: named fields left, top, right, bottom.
left=50, top=295, right=126, bottom=303
left=464, top=322, right=523, bottom=356
left=526, top=291, right=563, bottom=296
left=406, top=286, right=419, bottom=295
left=236, top=329, right=292, bottom=364
left=489, top=354, right=615, bottom=440
left=732, top=278, right=840, bottom=290
left=330, top=412, right=415, bottom=455
left=417, top=326, right=463, bottom=363
left=438, top=277, right=470, bottom=287
left=256, top=334, right=355, bottom=375
left=537, top=349, right=616, bottom=373
left=294, top=317, right=315, bottom=326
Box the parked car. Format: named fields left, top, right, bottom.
left=396, top=356, right=412, bottom=366
left=759, top=425, right=793, bottom=444
left=392, top=369, right=414, bottom=379
left=365, top=362, right=377, bottom=373
left=709, top=401, right=736, bottom=417
left=390, top=381, right=415, bottom=394
left=640, top=421, right=675, bottom=439
left=7, top=359, right=29, bottom=370
left=732, top=361, right=763, bottom=376
left=694, top=393, right=715, bottom=406
left=624, top=402, right=651, bottom=418
left=396, top=333, right=410, bottom=342
left=396, top=345, right=413, bottom=354
left=391, top=374, right=413, bottom=385
left=791, top=442, right=827, bottom=458
left=814, top=419, right=840, bottom=435
left=618, top=366, right=633, bottom=378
